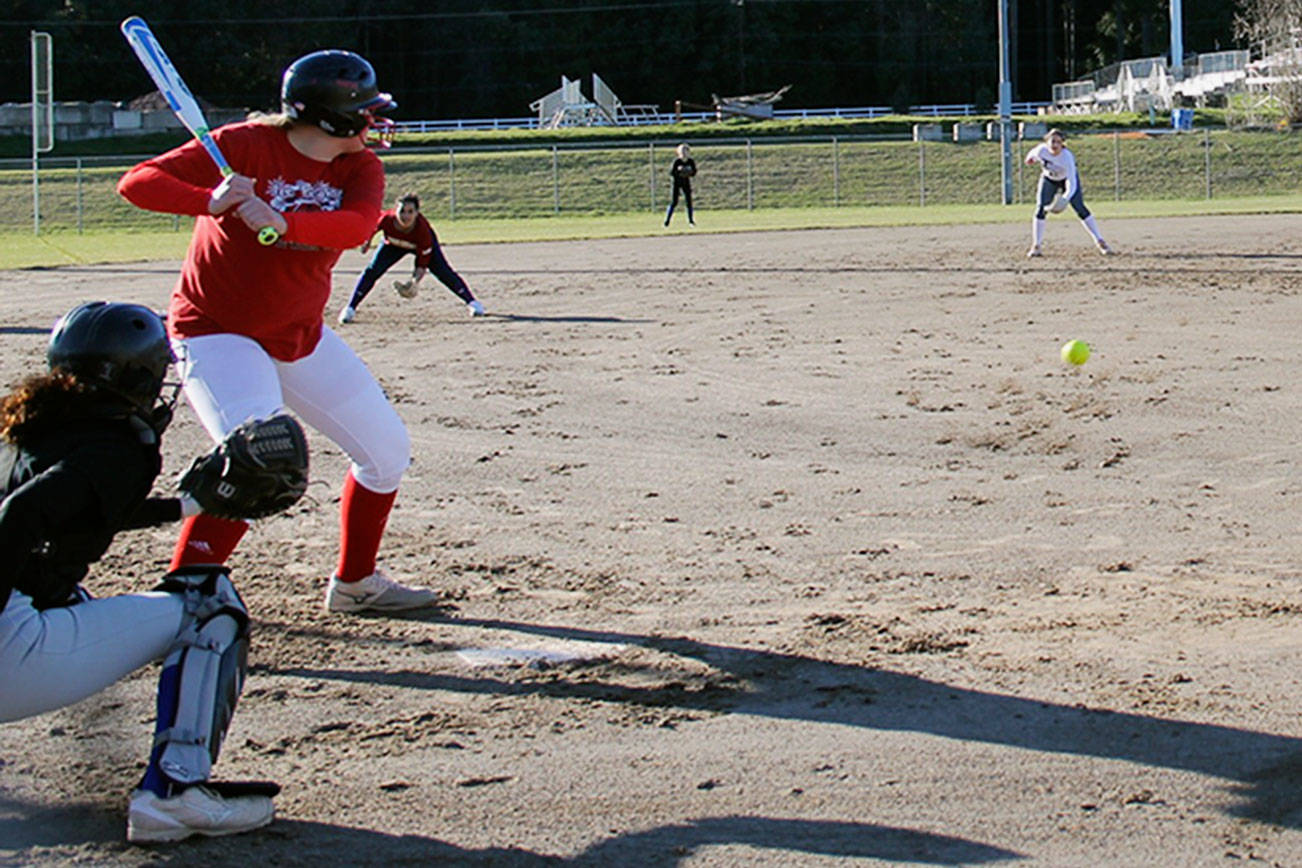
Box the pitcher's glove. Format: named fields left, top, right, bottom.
left=394, top=277, right=420, bottom=299
left=179, top=414, right=309, bottom=520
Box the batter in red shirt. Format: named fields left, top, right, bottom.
left=338, top=191, right=483, bottom=323
left=117, top=50, right=441, bottom=615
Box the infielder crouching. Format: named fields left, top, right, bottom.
left=338, top=191, right=483, bottom=323
left=1025, top=128, right=1114, bottom=258
left=0, top=302, right=307, bottom=843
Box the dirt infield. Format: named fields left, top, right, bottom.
left=1, top=214, right=1300, bottom=866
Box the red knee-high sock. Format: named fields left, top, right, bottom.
left=336, top=471, right=397, bottom=583
left=169, top=514, right=249, bottom=570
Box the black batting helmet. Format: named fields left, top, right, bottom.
left=47, top=302, right=172, bottom=413
left=281, top=50, right=396, bottom=138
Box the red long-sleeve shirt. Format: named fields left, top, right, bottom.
left=375, top=211, right=435, bottom=268
left=117, top=120, right=384, bottom=360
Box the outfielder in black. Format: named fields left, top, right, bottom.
left=664, top=143, right=697, bottom=227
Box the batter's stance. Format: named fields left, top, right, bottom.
left=118, top=50, right=439, bottom=613
left=338, top=191, right=483, bottom=323
left=0, top=302, right=278, bottom=842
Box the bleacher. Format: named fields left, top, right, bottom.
left=1049, top=49, right=1253, bottom=114
left=529, top=74, right=665, bottom=129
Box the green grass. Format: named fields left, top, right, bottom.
left=0, top=231, right=191, bottom=269
left=6, top=193, right=1301, bottom=270
left=7, top=130, right=1297, bottom=234
left=4, top=127, right=1298, bottom=261
left=0, top=109, right=1233, bottom=157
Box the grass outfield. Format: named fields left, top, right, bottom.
left=3, top=194, right=1301, bottom=270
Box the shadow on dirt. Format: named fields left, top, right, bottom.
left=275, top=616, right=1302, bottom=831
left=482, top=312, right=654, bottom=324
left=0, top=792, right=1020, bottom=866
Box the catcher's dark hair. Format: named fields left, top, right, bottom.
left=0, top=371, right=91, bottom=447
left=397, top=191, right=420, bottom=209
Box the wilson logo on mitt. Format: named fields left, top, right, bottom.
left=179, top=414, right=309, bottom=520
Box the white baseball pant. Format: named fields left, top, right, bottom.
left=172, top=327, right=410, bottom=494
left=0, top=590, right=185, bottom=722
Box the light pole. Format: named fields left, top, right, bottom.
left=998, top=0, right=1013, bottom=204
left=1170, top=0, right=1184, bottom=76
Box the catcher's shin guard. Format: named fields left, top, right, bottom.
left=145, top=565, right=250, bottom=791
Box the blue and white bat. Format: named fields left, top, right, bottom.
left=120, top=16, right=279, bottom=245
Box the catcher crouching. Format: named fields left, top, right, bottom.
left=0, top=302, right=307, bottom=843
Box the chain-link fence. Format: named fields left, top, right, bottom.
left=3, top=129, right=1300, bottom=234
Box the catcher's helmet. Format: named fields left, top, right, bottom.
left=281, top=50, right=395, bottom=139
left=47, top=301, right=172, bottom=413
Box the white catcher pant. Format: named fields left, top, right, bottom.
left=173, top=328, right=410, bottom=493
left=0, top=590, right=185, bottom=722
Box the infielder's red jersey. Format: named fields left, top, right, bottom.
left=375, top=211, right=435, bottom=268
left=117, top=121, right=384, bottom=360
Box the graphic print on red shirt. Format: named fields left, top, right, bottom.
left=117, top=121, right=385, bottom=360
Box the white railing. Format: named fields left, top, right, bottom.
left=392, top=102, right=1053, bottom=135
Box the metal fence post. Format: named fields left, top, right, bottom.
left=746, top=139, right=754, bottom=210
left=75, top=158, right=83, bottom=233
left=1015, top=128, right=1023, bottom=204
left=552, top=145, right=560, bottom=214
left=1113, top=131, right=1121, bottom=201
left=648, top=142, right=655, bottom=211
left=449, top=148, right=456, bottom=219
left=1204, top=128, right=1212, bottom=199
left=832, top=136, right=840, bottom=206
left=32, top=156, right=39, bottom=236
left=918, top=140, right=926, bottom=207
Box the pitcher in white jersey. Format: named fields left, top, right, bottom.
left=1024, top=128, right=1114, bottom=258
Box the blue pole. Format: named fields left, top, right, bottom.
left=998, top=0, right=1013, bottom=204
left=1170, top=0, right=1184, bottom=76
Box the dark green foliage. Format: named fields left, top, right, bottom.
left=1, top=1, right=1240, bottom=118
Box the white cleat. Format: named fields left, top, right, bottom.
left=1026, top=245, right=1042, bottom=258
left=1096, top=239, right=1115, bottom=256
left=127, top=786, right=274, bottom=843
left=467, top=299, right=485, bottom=317
left=326, top=569, right=442, bottom=614
left=337, top=305, right=356, bottom=324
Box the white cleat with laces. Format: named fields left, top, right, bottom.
left=127, top=786, right=274, bottom=843
left=326, top=568, right=442, bottom=613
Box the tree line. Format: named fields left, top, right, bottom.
left=1, top=1, right=1240, bottom=119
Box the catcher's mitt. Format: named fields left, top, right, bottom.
left=394, top=277, right=420, bottom=299
left=179, top=414, right=309, bottom=520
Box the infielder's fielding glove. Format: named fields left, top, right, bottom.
left=394, top=277, right=419, bottom=299
left=179, top=414, right=309, bottom=520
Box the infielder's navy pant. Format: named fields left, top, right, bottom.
left=349, top=244, right=409, bottom=308
left=1036, top=175, right=1090, bottom=220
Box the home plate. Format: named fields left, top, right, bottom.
left=455, top=641, right=627, bottom=669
